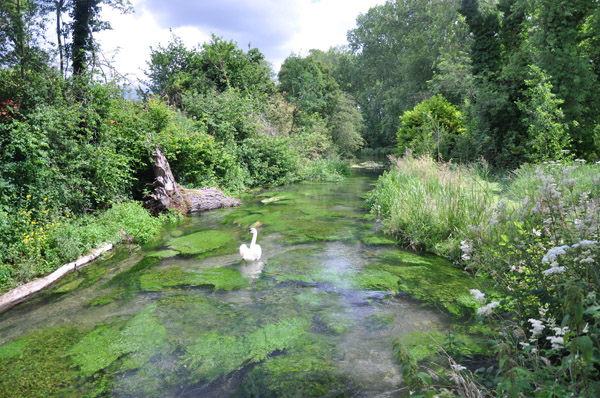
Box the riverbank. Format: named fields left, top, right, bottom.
left=367, top=155, right=600, bottom=396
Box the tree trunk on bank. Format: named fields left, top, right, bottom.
left=143, top=146, right=241, bottom=215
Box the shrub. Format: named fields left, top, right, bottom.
left=397, top=94, right=465, bottom=161
left=238, top=135, right=300, bottom=187
left=459, top=160, right=600, bottom=397
left=297, top=158, right=351, bottom=182
left=371, top=157, right=600, bottom=396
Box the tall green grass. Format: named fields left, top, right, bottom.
left=369, top=156, right=600, bottom=397
left=367, top=155, right=498, bottom=259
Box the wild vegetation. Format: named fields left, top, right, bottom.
left=0, top=1, right=355, bottom=292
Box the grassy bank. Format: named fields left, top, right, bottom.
left=368, top=155, right=600, bottom=396
left=0, top=201, right=181, bottom=294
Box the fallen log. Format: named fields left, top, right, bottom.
left=0, top=243, right=113, bottom=315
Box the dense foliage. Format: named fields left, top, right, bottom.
left=0, top=4, right=355, bottom=292
left=397, top=95, right=465, bottom=161
left=369, top=155, right=600, bottom=396
left=341, top=0, right=600, bottom=166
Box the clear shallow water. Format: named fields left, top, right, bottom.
left=0, top=170, right=466, bottom=398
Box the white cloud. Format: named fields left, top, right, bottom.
left=96, top=0, right=385, bottom=85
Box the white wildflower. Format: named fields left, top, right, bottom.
left=529, top=318, right=545, bottom=339
left=460, top=239, right=473, bottom=261
left=469, top=289, right=485, bottom=303
left=451, top=364, right=467, bottom=372
left=542, top=245, right=570, bottom=263
left=477, top=301, right=500, bottom=316
left=583, top=323, right=589, bottom=334
left=552, top=326, right=569, bottom=336
left=543, top=261, right=566, bottom=275
left=532, top=228, right=542, bottom=237
left=564, top=178, right=576, bottom=189
left=547, top=335, right=564, bottom=350
left=571, top=240, right=597, bottom=249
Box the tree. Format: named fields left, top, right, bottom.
left=348, top=0, right=467, bottom=148
left=69, top=0, right=131, bottom=75
left=528, top=0, right=599, bottom=158
left=397, top=94, right=465, bottom=161
left=0, top=0, right=53, bottom=78
left=145, top=35, right=274, bottom=108
left=328, top=90, right=364, bottom=155
left=516, top=65, right=571, bottom=162
left=278, top=54, right=337, bottom=116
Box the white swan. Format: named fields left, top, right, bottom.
left=239, top=227, right=262, bottom=261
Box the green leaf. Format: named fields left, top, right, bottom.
left=417, top=371, right=432, bottom=385
left=508, top=385, right=520, bottom=398
left=574, top=336, right=593, bottom=362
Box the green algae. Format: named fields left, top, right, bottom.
left=224, top=191, right=358, bottom=244
left=380, top=248, right=438, bottom=267
left=262, top=249, right=323, bottom=284
left=271, top=217, right=354, bottom=244
left=86, top=256, right=162, bottom=307
left=364, top=312, right=395, bottom=331
left=146, top=249, right=179, bottom=259
left=239, top=334, right=355, bottom=398
left=169, top=228, right=185, bottom=237
left=0, top=326, right=84, bottom=398
left=43, top=250, right=129, bottom=299
left=69, top=305, right=169, bottom=377
left=181, top=317, right=311, bottom=384
left=360, top=232, right=397, bottom=246
left=313, top=311, right=354, bottom=334
left=139, top=267, right=248, bottom=291
left=0, top=338, right=27, bottom=359
left=395, top=329, right=490, bottom=362
left=166, top=230, right=233, bottom=255
left=353, top=267, right=401, bottom=292
left=261, top=248, right=354, bottom=289
left=52, top=277, right=83, bottom=293
left=352, top=248, right=479, bottom=317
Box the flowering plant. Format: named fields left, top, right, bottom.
left=461, top=161, right=600, bottom=396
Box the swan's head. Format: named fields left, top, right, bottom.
left=248, top=227, right=257, bottom=234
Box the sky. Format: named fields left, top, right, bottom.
left=96, top=0, right=385, bottom=86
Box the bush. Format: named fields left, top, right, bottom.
left=397, top=94, right=465, bottom=161
left=459, top=160, right=600, bottom=397
left=238, top=135, right=300, bottom=187
left=370, top=157, right=600, bottom=396
left=298, top=158, right=351, bottom=182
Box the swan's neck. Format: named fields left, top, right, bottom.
left=250, top=230, right=258, bottom=248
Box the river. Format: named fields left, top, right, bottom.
left=0, top=168, right=479, bottom=397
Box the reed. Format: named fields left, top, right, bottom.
left=368, top=154, right=497, bottom=260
